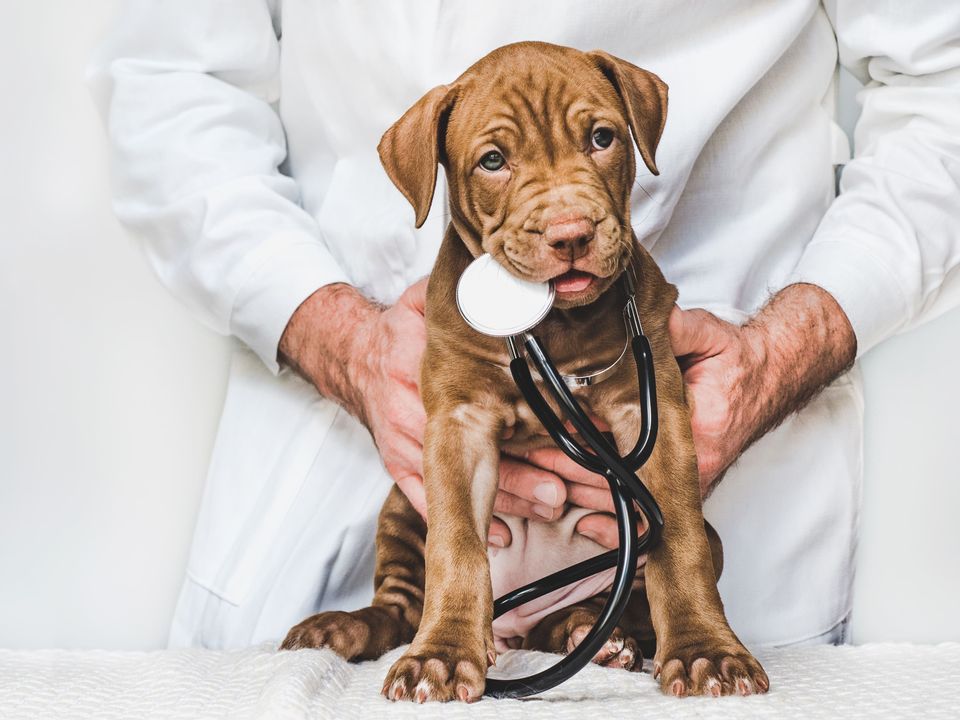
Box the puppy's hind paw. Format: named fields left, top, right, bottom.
left=281, top=610, right=374, bottom=660
left=566, top=623, right=642, bottom=671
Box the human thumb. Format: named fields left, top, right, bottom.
left=668, top=305, right=726, bottom=360
left=404, top=276, right=429, bottom=316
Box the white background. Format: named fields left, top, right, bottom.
left=1, top=1, right=957, bottom=650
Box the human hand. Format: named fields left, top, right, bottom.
left=669, top=283, right=855, bottom=498
left=523, top=446, right=650, bottom=550
left=279, top=279, right=569, bottom=547
left=667, top=306, right=767, bottom=496
left=556, top=283, right=856, bottom=548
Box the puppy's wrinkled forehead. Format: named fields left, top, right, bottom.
left=376, top=41, right=666, bottom=233
left=444, top=46, right=626, bottom=167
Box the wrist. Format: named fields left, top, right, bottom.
left=737, top=318, right=779, bottom=446
left=740, top=283, right=855, bottom=441
left=279, top=283, right=382, bottom=419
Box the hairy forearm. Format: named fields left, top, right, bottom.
left=278, top=283, right=382, bottom=421
left=741, top=282, right=857, bottom=449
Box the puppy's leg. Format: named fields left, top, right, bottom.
left=523, top=521, right=722, bottom=673
left=607, top=369, right=769, bottom=697
left=381, top=404, right=501, bottom=703
left=281, top=486, right=425, bottom=660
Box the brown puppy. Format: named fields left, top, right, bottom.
left=282, top=42, right=768, bottom=702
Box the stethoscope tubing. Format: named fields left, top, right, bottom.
left=485, top=470, right=640, bottom=698
left=484, top=333, right=663, bottom=698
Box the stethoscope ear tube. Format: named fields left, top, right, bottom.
left=484, top=333, right=664, bottom=699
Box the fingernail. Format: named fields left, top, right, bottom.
left=488, top=534, right=505, bottom=548
left=533, top=504, right=554, bottom=519
left=533, top=483, right=559, bottom=506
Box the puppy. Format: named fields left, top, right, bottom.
left=283, top=41, right=768, bottom=702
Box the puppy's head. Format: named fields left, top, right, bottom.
left=379, top=42, right=667, bottom=308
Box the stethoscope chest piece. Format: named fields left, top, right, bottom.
left=456, top=253, right=555, bottom=336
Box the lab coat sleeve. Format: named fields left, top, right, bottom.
left=787, top=1, right=960, bottom=357
left=88, top=0, right=349, bottom=374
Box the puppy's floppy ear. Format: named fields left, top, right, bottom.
left=587, top=51, right=668, bottom=176
left=378, top=84, right=457, bottom=228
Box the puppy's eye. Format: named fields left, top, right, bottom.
left=592, top=128, right=614, bottom=150
left=479, top=151, right=506, bottom=172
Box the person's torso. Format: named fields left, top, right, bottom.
left=278, top=0, right=849, bottom=317
left=178, top=2, right=862, bottom=648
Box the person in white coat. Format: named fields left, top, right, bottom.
left=89, top=1, right=960, bottom=650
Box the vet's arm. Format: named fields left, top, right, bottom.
left=788, top=1, right=960, bottom=355
left=539, top=4, right=960, bottom=548
left=551, top=283, right=855, bottom=549
left=668, top=3, right=960, bottom=498
left=88, top=0, right=350, bottom=374
left=280, top=279, right=570, bottom=547
left=89, top=0, right=567, bottom=544
left=668, top=284, right=856, bottom=498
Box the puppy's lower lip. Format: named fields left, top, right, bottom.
left=553, top=270, right=595, bottom=294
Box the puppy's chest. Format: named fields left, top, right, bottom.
left=496, top=359, right=636, bottom=452
left=501, top=384, right=600, bottom=451
left=474, top=347, right=642, bottom=647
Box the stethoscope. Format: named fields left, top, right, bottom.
left=456, top=254, right=665, bottom=699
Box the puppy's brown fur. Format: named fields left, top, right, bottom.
left=283, top=42, right=768, bottom=702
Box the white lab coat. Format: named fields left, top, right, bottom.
left=89, top=1, right=960, bottom=649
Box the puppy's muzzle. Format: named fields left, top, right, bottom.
left=544, top=216, right=596, bottom=262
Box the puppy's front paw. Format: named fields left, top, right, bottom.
left=654, top=635, right=769, bottom=697
left=381, top=642, right=494, bottom=703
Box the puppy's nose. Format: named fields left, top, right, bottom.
left=544, top=216, right=595, bottom=261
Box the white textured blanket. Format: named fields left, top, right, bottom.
left=1, top=642, right=958, bottom=719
